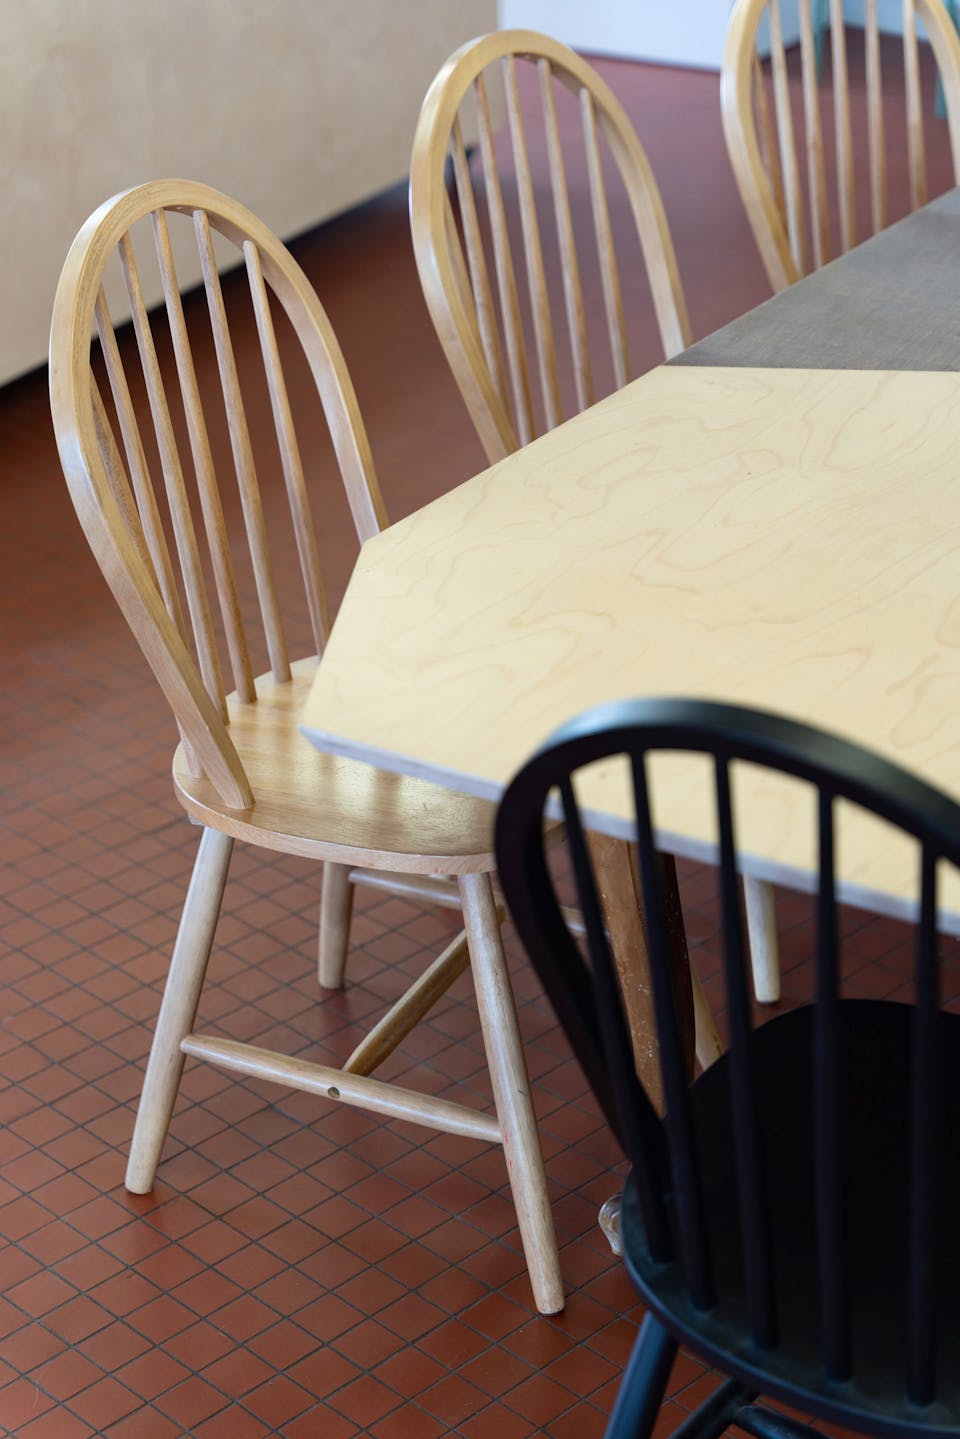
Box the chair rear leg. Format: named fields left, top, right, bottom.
left=126, top=828, right=233, bottom=1194
left=605, top=1314, right=678, bottom=1439
left=318, top=861, right=354, bottom=989
left=459, top=871, right=563, bottom=1315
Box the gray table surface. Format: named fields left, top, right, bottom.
left=672, top=188, right=960, bottom=371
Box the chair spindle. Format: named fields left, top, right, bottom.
left=243, top=239, right=330, bottom=656
left=768, top=0, right=807, bottom=274
left=580, top=88, right=631, bottom=388
left=813, top=791, right=851, bottom=1380
left=194, top=208, right=291, bottom=684
left=715, top=758, right=777, bottom=1348
left=450, top=115, right=510, bottom=415
left=503, top=56, right=562, bottom=431
left=631, top=754, right=715, bottom=1307
left=865, top=0, right=888, bottom=233
left=118, top=233, right=227, bottom=717
left=152, top=210, right=256, bottom=705
left=753, top=52, right=788, bottom=236
left=93, top=288, right=186, bottom=641
left=559, top=776, right=673, bottom=1261
left=904, top=0, right=928, bottom=210
left=799, top=0, right=830, bottom=268
left=474, top=72, right=536, bottom=444
left=907, top=844, right=940, bottom=1405
left=829, top=0, right=857, bottom=252
left=539, top=58, right=594, bottom=413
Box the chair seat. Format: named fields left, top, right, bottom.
left=173, top=657, right=497, bottom=873
left=621, top=1000, right=960, bottom=1438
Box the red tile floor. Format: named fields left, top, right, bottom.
left=2, top=45, right=959, bottom=1439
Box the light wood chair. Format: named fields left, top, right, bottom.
left=409, top=29, right=780, bottom=1007
left=48, top=179, right=562, bottom=1315
left=722, top=0, right=960, bottom=293
left=410, top=28, right=691, bottom=464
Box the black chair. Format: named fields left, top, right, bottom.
left=495, top=697, right=960, bottom=1439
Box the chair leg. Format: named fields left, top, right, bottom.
left=744, top=876, right=780, bottom=1004
left=125, top=828, right=233, bottom=1194
left=605, top=1313, right=678, bottom=1439
left=459, top=871, right=563, bottom=1315
left=319, top=861, right=354, bottom=989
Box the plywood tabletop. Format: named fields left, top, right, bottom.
left=302, top=364, right=960, bottom=927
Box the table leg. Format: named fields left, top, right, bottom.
left=586, top=833, right=695, bottom=1256
left=586, top=833, right=694, bottom=1109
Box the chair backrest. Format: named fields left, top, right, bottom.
left=723, top=0, right=960, bottom=292
left=49, top=179, right=389, bottom=810
left=410, top=29, right=691, bottom=465
left=495, top=696, right=960, bottom=1406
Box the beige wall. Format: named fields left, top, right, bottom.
left=1, top=0, right=495, bottom=385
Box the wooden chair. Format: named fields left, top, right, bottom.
left=496, top=695, right=960, bottom=1437
left=410, top=28, right=691, bottom=464
left=410, top=29, right=780, bottom=1007
left=723, top=0, right=960, bottom=293
left=48, top=179, right=562, bottom=1315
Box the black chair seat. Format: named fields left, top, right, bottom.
left=622, top=1000, right=960, bottom=1437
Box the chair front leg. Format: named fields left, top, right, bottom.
left=459, top=870, right=563, bottom=1315
left=605, top=1313, right=678, bottom=1439
left=125, top=827, right=233, bottom=1194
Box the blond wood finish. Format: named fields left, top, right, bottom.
left=409, top=28, right=729, bottom=1049
left=343, top=929, right=472, bottom=1076
left=302, top=363, right=960, bottom=930
left=318, top=861, right=354, bottom=989
left=865, top=0, right=888, bottom=234
left=769, top=0, right=807, bottom=273
left=50, top=180, right=561, bottom=1312
left=799, top=0, right=829, bottom=270
left=830, top=0, right=857, bottom=253
left=410, top=28, right=690, bottom=466
left=181, top=1034, right=502, bottom=1144
left=904, top=0, right=928, bottom=209
left=172, top=660, right=496, bottom=871
left=743, top=872, right=780, bottom=1003
left=722, top=0, right=960, bottom=291
left=459, top=872, right=562, bottom=1314
left=126, top=827, right=232, bottom=1193
left=349, top=869, right=465, bottom=908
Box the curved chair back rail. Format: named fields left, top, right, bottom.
left=496, top=696, right=960, bottom=1431
left=49, top=179, right=389, bottom=810
left=722, top=0, right=960, bottom=292
left=410, top=28, right=691, bottom=464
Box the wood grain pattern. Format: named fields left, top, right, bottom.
left=303, top=364, right=960, bottom=928
left=722, top=0, right=960, bottom=291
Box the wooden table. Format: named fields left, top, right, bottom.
left=303, top=359, right=960, bottom=932
left=301, top=194, right=960, bottom=1250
